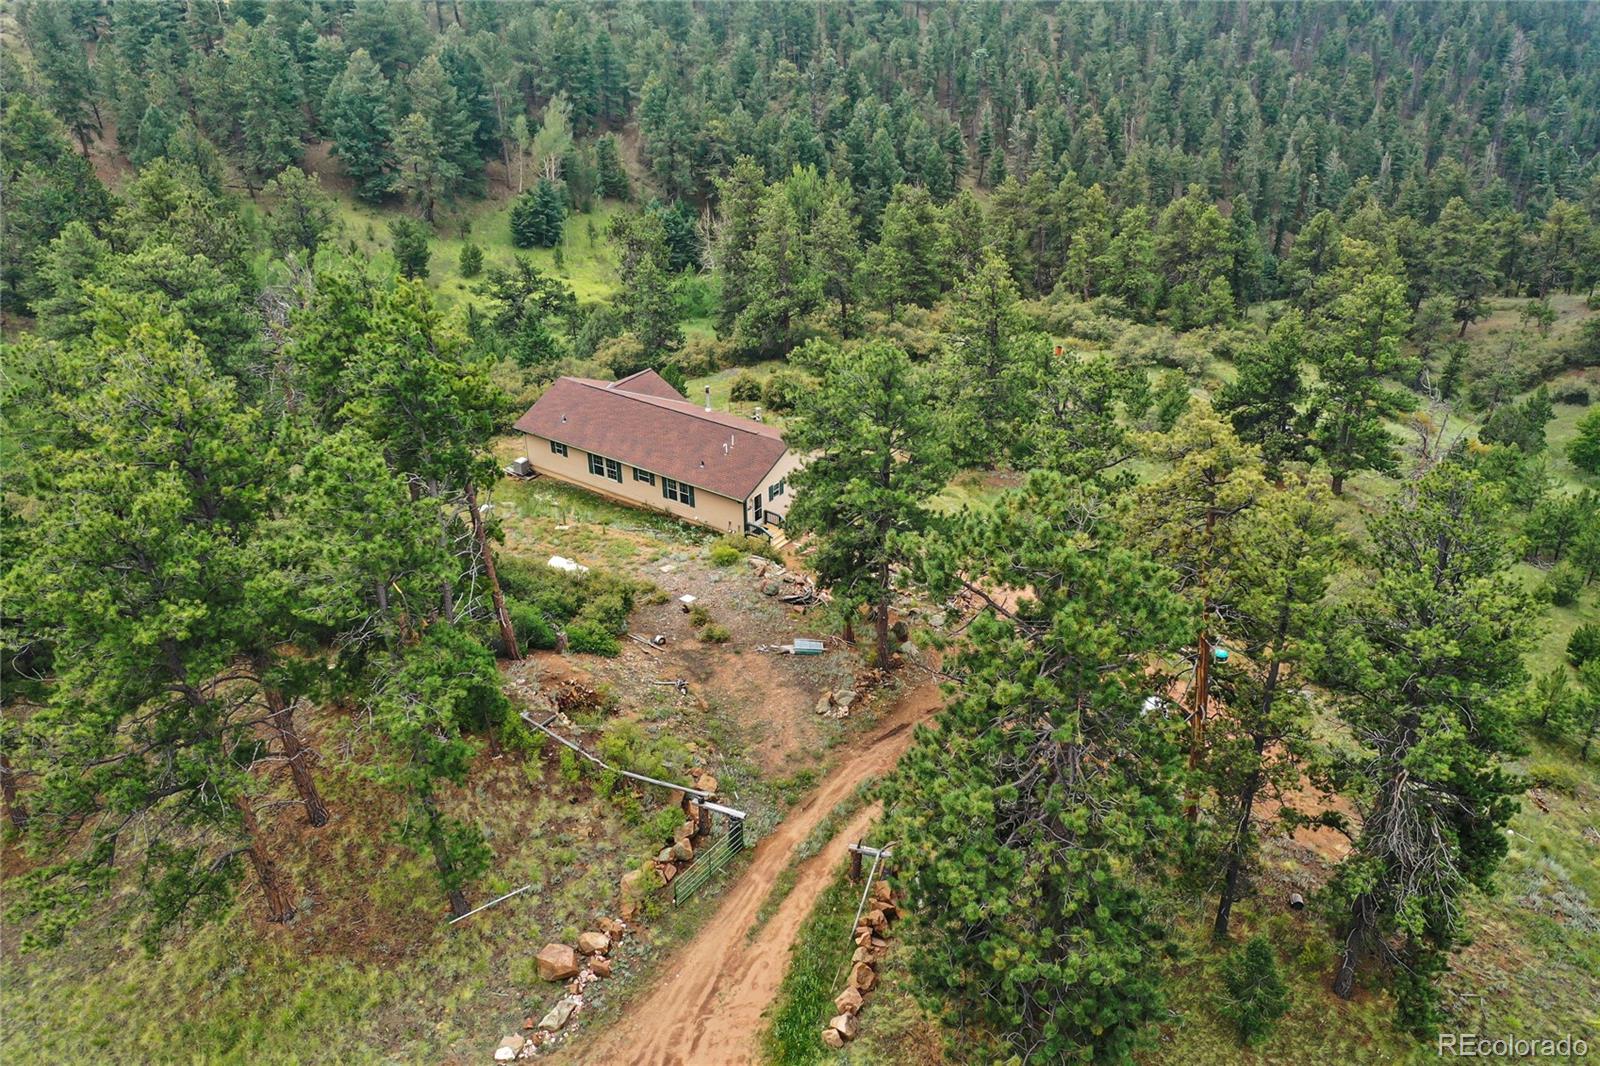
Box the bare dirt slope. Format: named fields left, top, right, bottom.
left=568, top=681, right=942, bottom=1066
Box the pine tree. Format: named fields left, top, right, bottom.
left=5, top=313, right=305, bottom=945
left=510, top=179, right=566, bottom=248
left=1308, top=271, right=1416, bottom=495
left=262, top=167, right=337, bottom=260
left=389, top=218, right=431, bottom=280
left=935, top=250, right=1044, bottom=467
left=1323, top=465, right=1536, bottom=1034
left=785, top=341, right=949, bottom=667
left=1217, top=310, right=1313, bottom=480
left=323, top=49, right=396, bottom=202
left=595, top=134, right=631, bottom=200
left=884, top=471, right=1193, bottom=1063
left=391, top=112, right=459, bottom=223
left=1430, top=197, right=1495, bottom=335
left=21, top=1, right=100, bottom=154
left=712, top=156, right=767, bottom=333
left=229, top=25, right=307, bottom=188
left=608, top=210, right=682, bottom=356
left=735, top=187, right=820, bottom=357
left=406, top=55, right=480, bottom=198
left=1208, top=484, right=1341, bottom=940
left=810, top=178, right=862, bottom=336
left=367, top=624, right=503, bottom=918
left=866, top=184, right=943, bottom=319
left=1126, top=400, right=1270, bottom=785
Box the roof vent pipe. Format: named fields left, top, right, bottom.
left=704, top=386, right=712, bottom=412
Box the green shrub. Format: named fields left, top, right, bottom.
left=1218, top=936, right=1291, bottom=1047
left=729, top=370, right=762, bottom=402
left=1526, top=759, right=1583, bottom=795
left=760, top=368, right=807, bottom=412
left=716, top=532, right=781, bottom=562
left=708, top=542, right=741, bottom=567
left=558, top=746, right=582, bottom=786
left=687, top=604, right=712, bottom=628
left=565, top=619, right=620, bottom=656
left=459, top=242, right=483, bottom=278
left=1542, top=562, right=1584, bottom=607
left=1569, top=623, right=1600, bottom=667
left=506, top=598, right=558, bottom=650
left=1553, top=384, right=1591, bottom=406
left=700, top=623, right=731, bottom=643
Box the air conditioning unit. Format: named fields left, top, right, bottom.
left=510, top=456, right=531, bottom=477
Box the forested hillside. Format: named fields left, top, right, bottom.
left=2, top=2, right=1598, bottom=1064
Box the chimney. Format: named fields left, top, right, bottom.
left=704, top=386, right=712, bottom=412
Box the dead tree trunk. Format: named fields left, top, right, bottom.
left=465, top=481, right=520, bottom=660
left=237, top=796, right=296, bottom=923
left=259, top=672, right=329, bottom=828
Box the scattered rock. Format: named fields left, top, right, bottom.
left=821, top=1027, right=846, bottom=1050
left=496, top=1034, right=526, bottom=1062
left=695, top=773, right=718, bottom=794
left=852, top=945, right=875, bottom=964
left=620, top=868, right=649, bottom=919
left=872, top=879, right=892, bottom=902
left=814, top=693, right=834, bottom=716
left=535, top=943, right=580, bottom=982
left=850, top=962, right=877, bottom=993
left=834, top=987, right=863, bottom=1014
left=539, top=998, right=578, bottom=1032
left=658, top=861, right=677, bottom=883
left=672, top=838, right=694, bottom=862
left=828, top=1012, right=860, bottom=1040
left=657, top=846, right=676, bottom=863
left=577, top=930, right=611, bottom=956
left=597, top=916, right=625, bottom=938
left=590, top=956, right=613, bottom=978
left=673, top=820, right=695, bottom=843
left=521, top=1016, right=537, bottom=1031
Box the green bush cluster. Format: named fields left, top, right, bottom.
left=1217, top=936, right=1291, bottom=1047
left=708, top=542, right=741, bottom=567
left=1569, top=623, right=1600, bottom=667
left=1539, top=562, right=1584, bottom=607
left=494, top=557, right=648, bottom=657
left=565, top=619, right=620, bottom=656
left=760, top=368, right=807, bottom=412
left=729, top=370, right=763, bottom=402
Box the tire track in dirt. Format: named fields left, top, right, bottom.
left=570, top=681, right=941, bottom=1066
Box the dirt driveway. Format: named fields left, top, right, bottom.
left=563, top=680, right=943, bottom=1066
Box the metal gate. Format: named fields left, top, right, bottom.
left=673, top=801, right=747, bottom=904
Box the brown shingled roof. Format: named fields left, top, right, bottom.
left=513, top=376, right=788, bottom=501
left=607, top=368, right=686, bottom=400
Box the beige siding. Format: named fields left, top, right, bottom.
left=746, top=449, right=805, bottom=527
left=523, top=433, right=749, bottom=533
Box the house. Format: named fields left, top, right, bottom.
left=512, top=369, right=802, bottom=536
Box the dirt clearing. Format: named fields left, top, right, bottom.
left=563, top=681, right=942, bottom=1066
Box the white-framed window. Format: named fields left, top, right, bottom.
left=633, top=467, right=655, bottom=484
left=662, top=478, right=695, bottom=507
left=768, top=479, right=786, bottom=501
left=550, top=440, right=568, bottom=457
